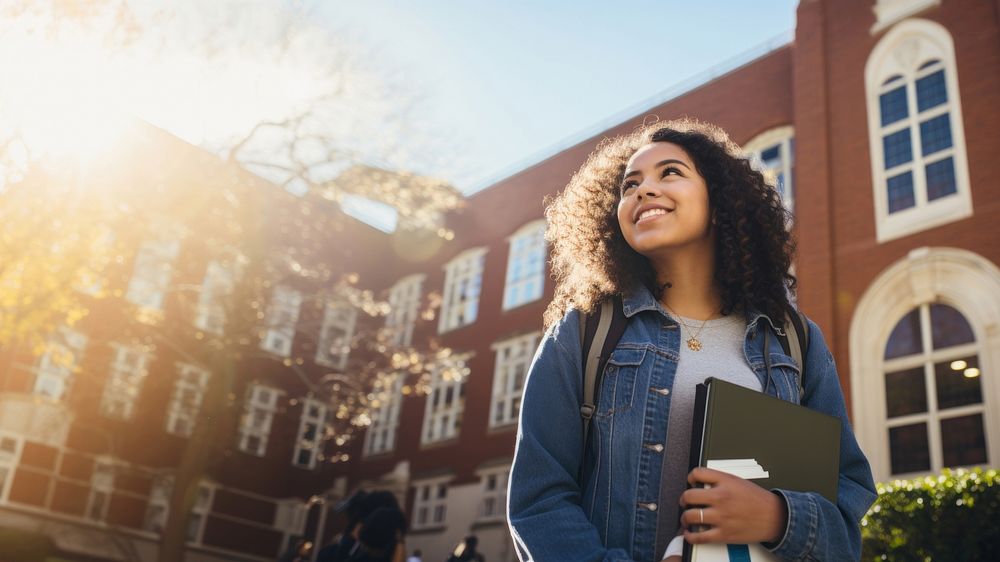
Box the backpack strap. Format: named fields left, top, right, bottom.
left=771, top=305, right=810, bottom=396
left=578, top=296, right=627, bottom=481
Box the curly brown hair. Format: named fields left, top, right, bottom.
left=543, top=118, right=796, bottom=328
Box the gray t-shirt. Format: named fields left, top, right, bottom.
left=655, top=313, right=761, bottom=556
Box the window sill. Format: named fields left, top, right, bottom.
left=408, top=525, right=447, bottom=535
left=420, top=437, right=460, bottom=451
left=876, top=196, right=972, bottom=243
left=471, top=518, right=508, bottom=530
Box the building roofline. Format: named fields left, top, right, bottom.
left=464, top=30, right=794, bottom=197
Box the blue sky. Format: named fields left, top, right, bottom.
left=318, top=0, right=799, bottom=193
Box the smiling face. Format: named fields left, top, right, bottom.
left=616, top=141, right=713, bottom=260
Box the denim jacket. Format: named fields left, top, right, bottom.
left=507, top=287, right=877, bottom=562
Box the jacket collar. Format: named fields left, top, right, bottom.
left=619, top=282, right=783, bottom=334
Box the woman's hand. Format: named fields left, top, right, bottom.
left=679, top=467, right=788, bottom=545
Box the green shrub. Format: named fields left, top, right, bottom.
left=861, top=468, right=1000, bottom=561
left=0, top=528, right=56, bottom=562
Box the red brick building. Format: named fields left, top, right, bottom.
left=1, top=1, right=997, bottom=561
left=329, top=1, right=1000, bottom=561
left=0, top=122, right=396, bottom=561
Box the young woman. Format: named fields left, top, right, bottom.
left=507, top=120, right=876, bottom=561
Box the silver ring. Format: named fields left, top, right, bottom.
left=699, top=508, right=704, bottom=524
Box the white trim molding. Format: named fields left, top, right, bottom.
left=850, top=247, right=1000, bottom=482
left=871, top=0, right=941, bottom=35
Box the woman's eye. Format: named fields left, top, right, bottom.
left=662, top=166, right=682, bottom=177
left=621, top=182, right=638, bottom=196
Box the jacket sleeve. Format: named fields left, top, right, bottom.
left=506, top=310, right=636, bottom=562
left=767, top=319, right=877, bottom=561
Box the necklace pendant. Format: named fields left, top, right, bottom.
left=686, top=337, right=703, bottom=351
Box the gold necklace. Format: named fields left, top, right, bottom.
left=664, top=305, right=711, bottom=351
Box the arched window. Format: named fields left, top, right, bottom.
left=882, top=303, right=986, bottom=476
left=744, top=126, right=794, bottom=213
left=864, top=19, right=972, bottom=242
left=850, top=247, right=1000, bottom=482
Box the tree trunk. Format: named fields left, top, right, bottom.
left=156, top=352, right=236, bottom=561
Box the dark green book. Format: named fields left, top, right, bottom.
left=682, top=378, right=841, bottom=562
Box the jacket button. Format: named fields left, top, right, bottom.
left=639, top=502, right=657, bottom=511
left=644, top=443, right=664, bottom=453
left=651, top=387, right=670, bottom=396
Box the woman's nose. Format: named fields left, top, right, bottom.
left=636, top=182, right=659, bottom=199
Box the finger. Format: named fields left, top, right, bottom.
left=679, top=487, right=715, bottom=507
left=684, top=527, right=723, bottom=545
left=679, top=506, right=713, bottom=529
left=687, top=467, right=727, bottom=486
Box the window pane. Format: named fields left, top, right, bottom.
left=885, top=367, right=927, bottom=418
left=760, top=145, right=780, bottom=163
left=930, top=304, right=975, bottom=349
left=916, top=70, right=947, bottom=112
left=941, top=414, right=987, bottom=467
left=297, top=449, right=312, bottom=466
left=919, top=114, right=952, bottom=155
left=890, top=423, right=930, bottom=474
left=885, top=308, right=923, bottom=359
left=880, top=86, right=909, bottom=126
left=886, top=172, right=915, bottom=214
left=934, top=356, right=982, bottom=410
left=925, top=157, right=957, bottom=201
left=883, top=129, right=913, bottom=169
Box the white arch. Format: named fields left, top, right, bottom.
left=850, top=247, right=1000, bottom=481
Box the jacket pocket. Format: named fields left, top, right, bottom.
left=594, top=346, right=647, bottom=417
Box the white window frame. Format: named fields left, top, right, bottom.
left=100, top=343, right=151, bottom=421
left=125, top=239, right=180, bottom=311
left=871, top=0, right=941, bottom=34
left=261, top=285, right=302, bottom=357
left=86, top=459, right=115, bottom=523
left=386, top=274, right=424, bottom=347
left=502, top=221, right=547, bottom=311
left=274, top=498, right=308, bottom=536
left=744, top=126, right=795, bottom=214
left=143, top=475, right=171, bottom=535
left=421, top=359, right=467, bottom=445
left=292, top=397, right=328, bottom=469
left=864, top=19, right=972, bottom=243
left=363, top=374, right=404, bottom=457
left=239, top=384, right=281, bottom=457
left=476, top=466, right=510, bottom=522
left=489, top=333, right=540, bottom=428
left=187, top=482, right=214, bottom=544
left=0, top=433, right=22, bottom=504
left=315, top=302, right=357, bottom=370
left=195, top=261, right=237, bottom=335
left=166, top=363, right=210, bottom=437
left=411, top=478, right=450, bottom=530
left=439, top=248, right=487, bottom=333
left=879, top=303, right=986, bottom=477
left=33, top=328, right=87, bottom=401
left=850, top=247, right=1000, bottom=482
